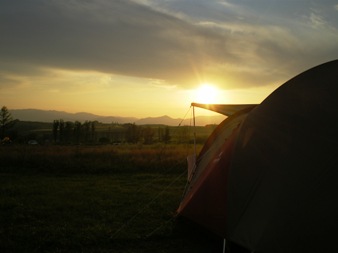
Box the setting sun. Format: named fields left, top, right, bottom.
left=194, top=84, right=219, bottom=104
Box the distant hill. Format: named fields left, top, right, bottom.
left=10, top=109, right=225, bottom=126
left=10, top=109, right=138, bottom=124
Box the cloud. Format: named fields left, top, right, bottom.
left=1, top=0, right=338, bottom=90
left=1, top=0, right=226, bottom=84
left=0, top=75, right=20, bottom=89
left=309, top=12, right=326, bottom=27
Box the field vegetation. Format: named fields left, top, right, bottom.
left=0, top=141, right=223, bottom=252
left=5, top=117, right=217, bottom=145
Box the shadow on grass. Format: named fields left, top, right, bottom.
left=110, top=218, right=223, bottom=253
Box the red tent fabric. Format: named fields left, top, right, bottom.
left=177, top=60, right=338, bottom=252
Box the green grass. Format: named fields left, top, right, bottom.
left=0, top=144, right=199, bottom=174
left=0, top=144, right=222, bottom=252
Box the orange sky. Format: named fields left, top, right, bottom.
left=1, top=1, right=337, bottom=118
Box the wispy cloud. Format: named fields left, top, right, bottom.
left=1, top=0, right=337, bottom=91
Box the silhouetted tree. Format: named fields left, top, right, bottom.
left=143, top=126, right=155, bottom=145
left=83, top=121, right=91, bottom=142
left=52, top=120, right=59, bottom=143
left=74, top=121, right=82, bottom=144
left=125, top=123, right=141, bottom=143
left=64, top=121, right=74, bottom=143
left=158, top=127, right=163, bottom=142
left=0, top=106, right=15, bottom=139
left=110, top=123, right=124, bottom=143
left=59, top=119, right=65, bottom=142
left=163, top=126, right=171, bottom=144
left=91, top=121, right=96, bottom=142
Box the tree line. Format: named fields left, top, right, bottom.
left=52, top=119, right=171, bottom=145
left=52, top=120, right=97, bottom=144
left=1, top=106, right=210, bottom=146
left=1, top=106, right=173, bottom=145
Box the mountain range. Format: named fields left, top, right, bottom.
left=10, top=109, right=225, bottom=126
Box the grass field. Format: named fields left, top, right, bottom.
left=0, top=144, right=222, bottom=252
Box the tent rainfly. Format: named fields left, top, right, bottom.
left=177, top=60, right=338, bottom=253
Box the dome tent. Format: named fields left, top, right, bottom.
left=177, top=60, right=338, bottom=252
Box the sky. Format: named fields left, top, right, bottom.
left=1, top=0, right=338, bottom=118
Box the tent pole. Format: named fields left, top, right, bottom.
left=223, top=238, right=226, bottom=253
left=193, top=105, right=197, bottom=158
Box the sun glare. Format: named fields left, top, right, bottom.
left=194, top=84, right=218, bottom=104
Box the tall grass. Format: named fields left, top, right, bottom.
left=0, top=173, right=188, bottom=252
left=0, top=143, right=202, bottom=174
left=0, top=144, right=222, bottom=252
